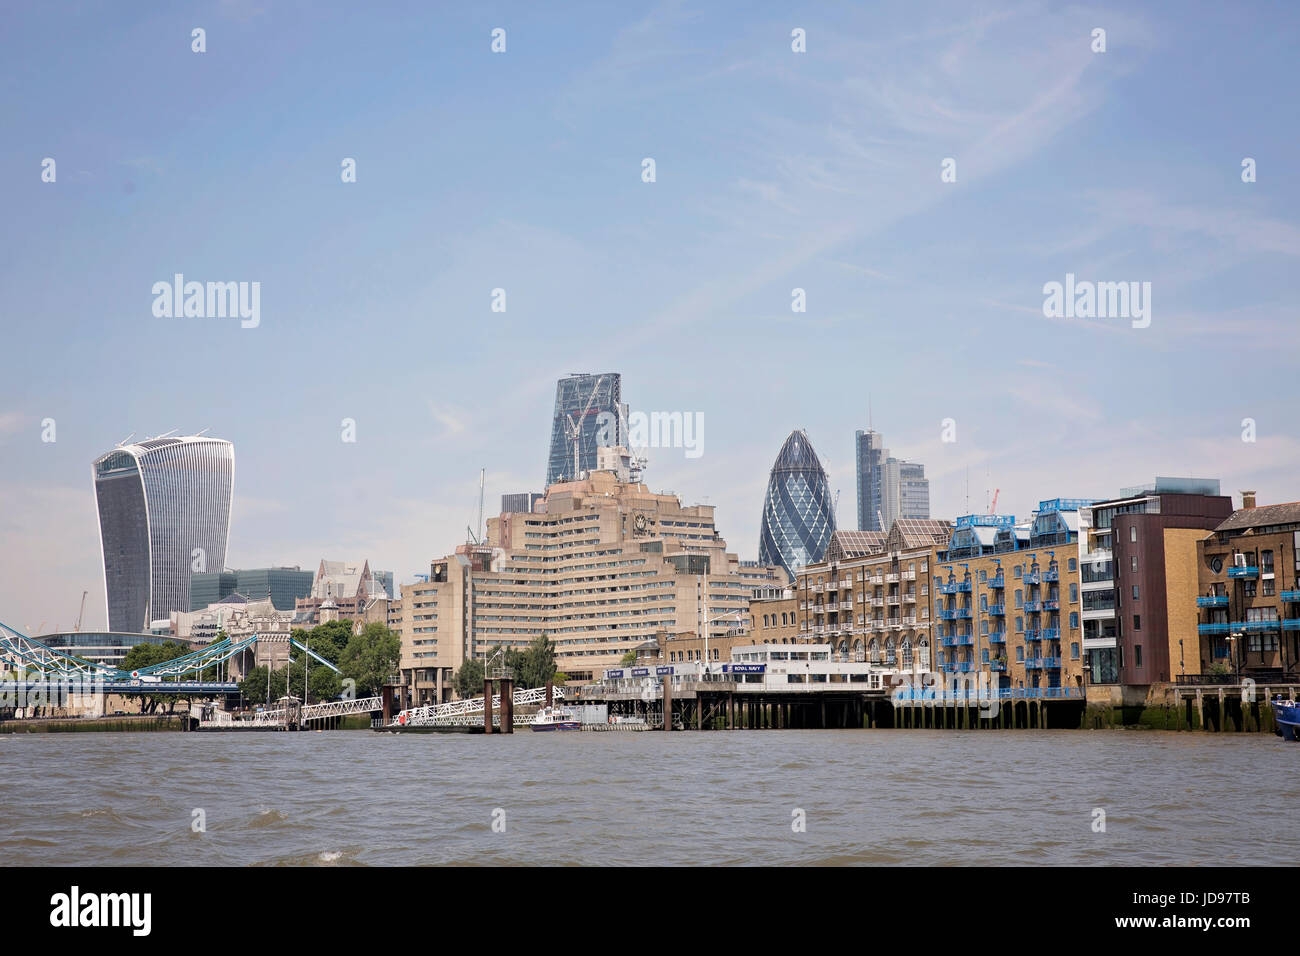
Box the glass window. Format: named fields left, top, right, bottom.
left=1068, top=558, right=1077, bottom=571
left=1131, top=556, right=1138, bottom=572
left=1130, top=526, right=1137, bottom=542
left=1133, top=614, right=1141, bottom=631
left=1134, top=644, right=1143, bottom=666
left=1069, top=583, right=1078, bottom=602
left=1132, top=585, right=1139, bottom=600
left=1069, top=612, right=1079, bottom=629
left=1014, top=566, right=1022, bottom=578
left=1071, top=642, right=1080, bottom=659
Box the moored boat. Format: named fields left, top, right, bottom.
left=531, top=705, right=581, bottom=731
left=1274, top=696, right=1300, bottom=740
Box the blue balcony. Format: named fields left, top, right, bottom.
left=989, top=575, right=1005, bottom=589
left=1039, top=627, right=1060, bottom=641
left=1023, top=571, right=1041, bottom=585
left=990, top=660, right=1008, bottom=672
left=1024, top=629, right=1042, bottom=642
left=987, top=603, right=1005, bottom=616
left=941, top=661, right=974, bottom=673
left=1044, top=568, right=1060, bottom=582
left=1023, top=600, right=1042, bottom=613
left=937, top=581, right=957, bottom=595
left=1196, top=595, right=1229, bottom=608
left=1025, top=657, right=1044, bottom=669
left=1044, top=599, right=1060, bottom=611
left=1239, top=619, right=1281, bottom=633
left=988, top=631, right=1007, bottom=644
left=1282, top=590, right=1300, bottom=603
left=1198, top=622, right=1230, bottom=636
left=942, top=634, right=974, bottom=647
left=1284, top=620, right=1300, bottom=632
left=1228, top=566, right=1259, bottom=579
left=1042, top=657, right=1062, bottom=669
left=956, top=580, right=972, bottom=593
left=940, top=607, right=971, bottom=621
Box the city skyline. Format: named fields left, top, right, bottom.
left=3, top=3, right=1299, bottom=635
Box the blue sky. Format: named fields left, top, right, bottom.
left=2, top=1, right=1298, bottom=633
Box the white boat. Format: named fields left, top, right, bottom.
left=531, top=705, right=581, bottom=731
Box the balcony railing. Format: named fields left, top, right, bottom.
left=988, top=631, right=1007, bottom=644
left=1024, top=629, right=1042, bottom=642
left=1042, top=657, right=1062, bottom=669
left=1023, top=600, right=1042, bottom=613
left=1025, top=658, right=1043, bottom=669
left=1281, top=589, right=1300, bottom=602
left=1196, top=595, right=1229, bottom=607
left=1039, top=626, right=1060, bottom=641
left=942, top=635, right=974, bottom=647
left=1044, top=569, right=1060, bottom=582
left=940, top=661, right=974, bottom=673
left=988, top=603, right=1005, bottom=616
left=1228, top=566, right=1259, bottom=579
left=1023, top=571, right=1041, bottom=585
left=989, top=660, right=1008, bottom=672
left=1284, top=620, right=1300, bottom=632
left=1044, top=599, right=1060, bottom=611
left=1197, top=623, right=1230, bottom=635
left=989, top=575, right=1005, bottom=589
left=1237, top=619, right=1281, bottom=632
left=901, top=570, right=917, bottom=581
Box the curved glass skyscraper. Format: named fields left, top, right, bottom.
left=759, top=430, right=835, bottom=580
left=545, top=372, right=623, bottom=487
left=93, top=436, right=234, bottom=632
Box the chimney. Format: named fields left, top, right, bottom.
left=1241, top=490, right=1257, bottom=510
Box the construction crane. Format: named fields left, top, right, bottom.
left=988, top=489, right=1000, bottom=515
left=561, top=375, right=605, bottom=481
left=74, top=591, right=87, bottom=632
left=466, top=468, right=486, bottom=545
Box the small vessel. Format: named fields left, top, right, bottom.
left=531, top=705, right=581, bottom=732
left=1274, top=696, right=1300, bottom=741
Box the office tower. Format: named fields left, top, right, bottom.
left=759, top=430, right=836, bottom=580
left=856, top=430, right=887, bottom=531
left=857, top=429, right=929, bottom=531
left=190, top=567, right=315, bottom=612
left=93, top=435, right=235, bottom=632
left=545, top=373, right=623, bottom=487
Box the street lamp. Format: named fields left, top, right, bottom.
left=701, top=611, right=745, bottom=681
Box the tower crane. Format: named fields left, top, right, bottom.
left=74, top=591, right=87, bottom=632
left=988, top=489, right=1000, bottom=515
left=562, top=375, right=605, bottom=481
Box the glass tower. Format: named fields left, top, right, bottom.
left=545, top=373, right=623, bottom=487
left=759, top=430, right=836, bottom=580
left=93, top=436, right=235, bottom=632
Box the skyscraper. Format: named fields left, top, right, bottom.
left=759, top=430, right=835, bottom=580
left=855, top=429, right=887, bottom=531
left=93, top=435, right=235, bottom=632
left=856, top=429, right=929, bottom=531
left=545, top=373, right=624, bottom=487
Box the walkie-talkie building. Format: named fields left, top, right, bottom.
left=545, top=372, right=623, bottom=487
left=93, top=435, right=235, bottom=632
left=759, top=430, right=835, bottom=580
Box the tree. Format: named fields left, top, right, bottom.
left=305, top=620, right=352, bottom=664
left=454, top=658, right=485, bottom=699
left=517, top=635, right=558, bottom=688
left=339, top=622, right=401, bottom=697
left=120, top=640, right=193, bottom=714
left=620, top=651, right=637, bottom=666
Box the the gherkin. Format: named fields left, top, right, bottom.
left=759, top=430, right=835, bottom=580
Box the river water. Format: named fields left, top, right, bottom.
left=1, top=729, right=1292, bottom=866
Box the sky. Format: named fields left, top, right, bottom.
left=2, top=1, right=1298, bottom=634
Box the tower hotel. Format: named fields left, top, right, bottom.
left=391, top=469, right=785, bottom=705
left=93, top=435, right=234, bottom=632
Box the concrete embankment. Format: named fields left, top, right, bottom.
left=0, top=715, right=188, bottom=734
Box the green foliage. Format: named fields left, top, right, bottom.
left=305, top=620, right=353, bottom=664
left=339, top=622, right=401, bottom=697
left=454, top=658, right=485, bottom=699
left=620, top=651, right=638, bottom=666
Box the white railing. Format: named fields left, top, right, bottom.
left=393, top=685, right=564, bottom=727
left=303, top=696, right=383, bottom=721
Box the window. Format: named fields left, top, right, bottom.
left=1130, top=527, right=1137, bottom=542
left=1132, top=585, right=1140, bottom=600
left=1069, top=583, right=1078, bottom=602
left=1015, top=589, right=1023, bottom=608
left=1071, top=642, right=1080, bottom=659
left=1133, top=615, right=1141, bottom=631
left=1068, top=558, right=1077, bottom=571
left=1264, top=579, right=1275, bottom=596
left=1131, top=555, right=1138, bottom=572
left=1016, top=646, right=1024, bottom=661
left=1069, top=612, right=1079, bottom=629
left=1262, top=550, right=1275, bottom=573
left=1014, top=566, right=1022, bottom=578
left=1015, top=616, right=1023, bottom=632
left=1134, top=644, right=1143, bottom=666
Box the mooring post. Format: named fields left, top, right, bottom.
left=500, top=677, right=514, bottom=734
left=662, top=677, right=673, bottom=731
left=545, top=679, right=553, bottom=707
left=483, top=678, right=494, bottom=734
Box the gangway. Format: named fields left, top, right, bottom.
left=390, top=685, right=563, bottom=728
